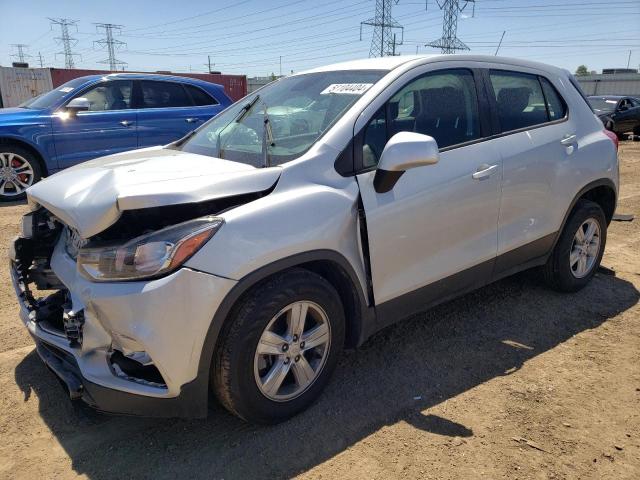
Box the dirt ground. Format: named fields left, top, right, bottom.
left=0, top=143, right=639, bottom=480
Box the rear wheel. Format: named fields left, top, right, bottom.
left=542, top=199, right=607, bottom=292
left=212, top=268, right=345, bottom=423
left=0, top=145, right=42, bottom=202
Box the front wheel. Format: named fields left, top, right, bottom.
left=0, top=145, right=42, bottom=202
left=212, top=268, right=345, bottom=423
left=542, top=199, right=607, bottom=292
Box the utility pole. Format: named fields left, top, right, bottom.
left=49, top=18, right=80, bottom=68
left=94, top=23, right=127, bottom=71
left=10, top=44, right=31, bottom=64
left=360, top=0, right=404, bottom=57
left=37, top=52, right=45, bottom=67
left=426, top=0, right=475, bottom=54
left=627, top=50, right=632, bottom=69
left=279, top=56, right=282, bottom=77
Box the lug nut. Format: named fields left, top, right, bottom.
left=282, top=344, right=289, bottom=352
left=294, top=355, right=300, bottom=362
left=284, top=357, right=290, bottom=364
left=292, top=334, right=299, bottom=342
left=299, top=341, right=305, bottom=349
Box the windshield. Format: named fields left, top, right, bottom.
left=179, top=70, right=386, bottom=167
left=587, top=97, right=618, bottom=113
left=20, top=77, right=89, bottom=109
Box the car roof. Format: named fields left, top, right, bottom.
left=297, top=54, right=567, bottom=76
left=73, top=73, right=223, bottom=89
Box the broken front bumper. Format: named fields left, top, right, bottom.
left=10, top=233, right=237, bottom=417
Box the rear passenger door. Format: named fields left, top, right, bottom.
left=484, top=69, right=574, bottom=274
left=134, top=80, right=216, bottom=147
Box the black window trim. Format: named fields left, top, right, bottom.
left=483, top=68, right=569, bottom=138
left=352, top=67, right=488, bottom=174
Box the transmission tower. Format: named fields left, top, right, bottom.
left=426, top=0, right=475, bottom=54
left=94, top=23, right=127, bottom=71
left=360, top=0, right=404, bottom=57
left=10, top=44, right=31, bottom=63
left=49, top=18, right=80, bottom=68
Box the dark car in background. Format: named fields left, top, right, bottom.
left=0, top=73, right=232, bottom=201
left=588, top=95, right=640, bottom=140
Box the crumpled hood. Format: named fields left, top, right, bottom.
left=27, top=146, right=282, bottom=238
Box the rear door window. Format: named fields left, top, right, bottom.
left=139, top=81, right=193, bottom=108
left=184, top=84, right=218, bottom=106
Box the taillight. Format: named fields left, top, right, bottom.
left=603, top=129, right=619, bottom=151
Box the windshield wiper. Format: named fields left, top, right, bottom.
left=216, top=95, right=262, bottom=159
left=262, top=102, right=275, bottom=168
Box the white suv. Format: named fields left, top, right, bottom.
left=10, top=55, right=618, bottom=423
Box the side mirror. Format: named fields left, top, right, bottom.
left=66, top=97, right=90, bottom=114
left=374, top=131, right=440, bottom=193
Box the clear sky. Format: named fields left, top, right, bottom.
left=1, top=0, right=639, bottom=77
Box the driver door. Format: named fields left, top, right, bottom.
left=355, top=68, right=502, bottom=319
left=52, top=80, right=137, bottom=168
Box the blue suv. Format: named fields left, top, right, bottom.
left=0, top=73, right=232, bottom=201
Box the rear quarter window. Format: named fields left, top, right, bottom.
left=185, top=84, right=218, bottom=106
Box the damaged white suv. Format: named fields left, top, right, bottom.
left=10, top=55, right=618, bottom=423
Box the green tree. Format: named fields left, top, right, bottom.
left=575, top=65, right=589, bottom=76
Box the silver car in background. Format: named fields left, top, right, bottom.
left=10, top=55, right=618, bottom=423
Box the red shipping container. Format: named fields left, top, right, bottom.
left=49, top=68, right=247, bottom=101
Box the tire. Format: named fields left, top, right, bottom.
left=633, top=125, right=640, bottom=140
left=212, top=268, right=345, bottom=424
left=0, top=144, right=42, bottom=202
left=542, top=199, right=607, bottom=292
left=616, top=132, right=626, bottom=141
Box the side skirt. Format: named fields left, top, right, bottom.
left=371, top=232, right=557, bottom=336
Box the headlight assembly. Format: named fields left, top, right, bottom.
left=77, top=216, right=223, bottom=282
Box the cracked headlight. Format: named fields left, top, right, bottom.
left=77, top=216, right=223, bottom=282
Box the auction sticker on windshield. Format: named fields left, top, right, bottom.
left=321, top=83, right=373, bottom=95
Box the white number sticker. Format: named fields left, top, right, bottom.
left=320, top=83, right=374, bottom=95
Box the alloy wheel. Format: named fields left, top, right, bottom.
left=569, top=218, right=601, bottom=278
left=254, top=301, right=331, bottom=402
left=0, top=152, right=35, bottom=197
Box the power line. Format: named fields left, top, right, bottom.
left=94, top=23, right=127, bottom=70
left=49, top=18, right=80, bottom=68
left=426, top=0, right=475, bottom=54
left=10, top=44, right=31, bottom=63
left=360, top=0, right=404, bottom=57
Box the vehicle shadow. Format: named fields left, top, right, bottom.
left=13, top=269, right=640, bottom=479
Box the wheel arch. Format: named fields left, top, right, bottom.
left=553, top=178, right=617, bottom=251
left=0, top=136, right=49, bottom=176
left=193, top=250, right=375, bottom=407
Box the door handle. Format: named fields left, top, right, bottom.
left=185, top=117, right=200, bottom=123
left=120, top=120, right=134, bottom=127
left=472, top=164, right=498, bottom=180
left=560, top=134, right=577, bottom=145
